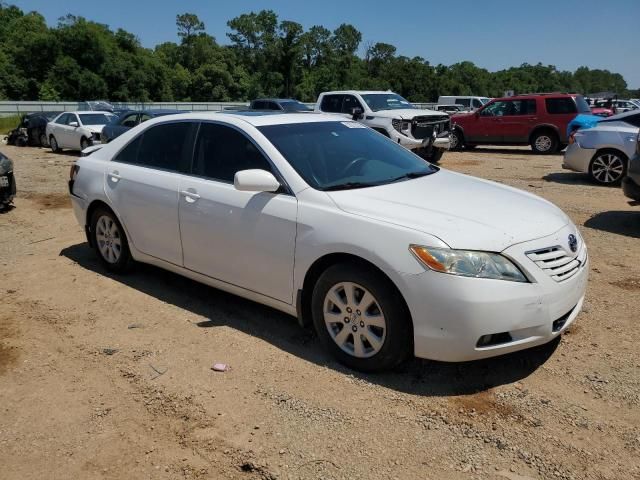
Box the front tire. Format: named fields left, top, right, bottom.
left=90, top=207, right=131, bottom=273
left=450, top=129, right=464, bottom=150
left=39, top=132, right=48, bottom=147
left=80, top=136, right=90, bottom=151
left=531, top=130, right=558, bottom=154
left=311, top=263, right=412, bottom=372
left=589, top=150, right=627, bottom=185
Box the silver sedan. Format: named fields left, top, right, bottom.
left=563, top=111, right=640, bottom=185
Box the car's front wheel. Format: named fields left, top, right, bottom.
left=90, top=207, right=131, bottom=273
left=589, top=150, right=627, bottom=185
left=80, top=136, right=90, bottom=151
left=39, top=132, right=48, bottom=147
left=450, top=129, right=464, bottom=150
left=311, top=263, right=412, bottom=372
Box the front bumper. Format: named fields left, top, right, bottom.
left=562, top=142, right=594, bottom=173
left=0, top=172, right=16, bottom=205
left=393, top=130, right=451, bottom=151
left=622, top=175, right=640, bottom=201
left=401, top=225, right=589, bottom=362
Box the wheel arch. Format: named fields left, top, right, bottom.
left=528, top=124, right=561, bottom=144
left=85, top=199, right=132, bottom=249
left=297, top=252, right=412, bottom=338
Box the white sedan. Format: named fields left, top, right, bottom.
left=46, top=111, right=116, bottom=152
left=68, top=112, right=588, bottom=371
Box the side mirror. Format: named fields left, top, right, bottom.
left=351, top=107, right=364, bottom=121
left=234, top=169, right=281, bottom=193
left=69, top=121, right=79, bottom=127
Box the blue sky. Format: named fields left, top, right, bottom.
left=13, top=0, right=640, bottom=88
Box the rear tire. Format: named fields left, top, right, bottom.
left=588, top=150, right=627, bottom=185
left=49, top=135, right=60, bottom=152
left=90, top=207, right=131, bottom=273
left=531, top=130, right=558, bottom=154
left=311, top=263, right=412, bottom=372
left=39, top=132, right=48, bottom=147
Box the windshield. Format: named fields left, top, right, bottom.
left=79, top=113, right=116, bottom=125
left=281, top=101, right=311, bottom=112
left=360, top=93, right=415, bottom=112
left=258, top=121, right=437, bottom=191
left=574, top=96, right=592, bottom=114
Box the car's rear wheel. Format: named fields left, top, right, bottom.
left=90, top=207, right=131, bottom=273
left=450, top=129, right=464, bottom=150
left=531, top=130, right=558, bottom=154
left=39, top=132, right=48, bottom=147
left=311, top=263, right=412, bottom=372
left=589, top=150, right=627, bottom=185
left=49, top=135, right=60, bottom=152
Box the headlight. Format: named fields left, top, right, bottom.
left=410, top=245, right=527, bottom=282
left=391, top=119, right=402, bottom=133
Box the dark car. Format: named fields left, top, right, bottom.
left=101, top=109, right=186, bottom=143
left=249, top=98, right=312, bottom=112
left=0, top=150, right=16, bottom=209
left=450, top=93, right=592, bottom=153
left=622, top=131, right=640, bottom=202
left=6, top=111, right=59, bottom=147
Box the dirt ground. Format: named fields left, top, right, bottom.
left=1, top=143, right=639, bottom=480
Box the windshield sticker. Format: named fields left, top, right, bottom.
left=341, top=122, right=366, bottom=129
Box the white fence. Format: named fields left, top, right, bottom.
left=0, top=100, right=440, bottom=116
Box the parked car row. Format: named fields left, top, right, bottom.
left=68, top=110, right=588, bottom=371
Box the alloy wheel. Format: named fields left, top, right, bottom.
left=534, top=135, right=552, bottom=152
left=95, top=215, right=122, bottom=264
left=323, top=282, right=386, bottom=358
left=591, top=153, right=625, bottom=184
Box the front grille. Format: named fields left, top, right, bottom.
left=411, top=115, right=450, bottom=139
left=526, top=246, right=583, bottom=282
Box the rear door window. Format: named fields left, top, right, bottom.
left=191, top=123, right=274, bottom=183
left=55, top=113, right=70, bottom=125
left=456, top=98, right=471, bottom=107
left=545, top=97, right=578, bottom=114
left=320, top=94, right=344, bottom=113
left=113, top=122, right=196, bottom=172
left=120, top=113, right=139, bottom=128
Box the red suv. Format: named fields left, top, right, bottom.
left=450, top=93, right=592, bottom=153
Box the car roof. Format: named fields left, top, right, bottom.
left=253, top=98, right=302, bottom=103
left=599, top=110, right=640, bottom=121
left=144, top=111, right=344, bottom=127
left=63, top=111, right=115, bottom=115
left=490, top=93, right=580, bottom=101
left=321, top=90, right=394, bottom=95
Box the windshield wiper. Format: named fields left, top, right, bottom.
left=322, top=181, right=379, bottom=191
left=388, top=170, right=433, bottom=183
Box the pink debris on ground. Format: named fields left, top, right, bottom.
left=211, top=363, right=230, bottom=372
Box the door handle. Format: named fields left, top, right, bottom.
left=180, top=190, right=200, bottom=203
left=109, top=171, right=121, bottom=182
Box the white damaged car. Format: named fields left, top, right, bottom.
left=68, top=112, right=588, bottom=371
left=46, top=111, right=116, bottom=152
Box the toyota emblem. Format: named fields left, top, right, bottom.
left=568, top=234, right=578, bottom=253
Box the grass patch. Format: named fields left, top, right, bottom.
left=0, top=115, right=20, bottom=135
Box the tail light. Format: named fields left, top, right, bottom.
left=69, top=163, right=80, bottom=182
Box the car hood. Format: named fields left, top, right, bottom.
left=326, top=170, right=570, bottom=252
left=371, top=109, right=445, bottom=120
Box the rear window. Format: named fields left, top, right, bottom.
left=545, top=98, right=578, bottom=115
left=320, top=95, right=344, bottom=113
left=574, top=96, right=591, bottom=114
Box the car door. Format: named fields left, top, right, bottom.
left=106, top=112, right=138, bottom=142
left=179, top=121, right=298, bottom=303
left=104, top=121, right=197, bottom=265
left=57, top=113, right=76, bottom=147
left=465, top=101, right=506, bottom=143
left=66, top=113, right=83, bottom=149
left=499, top=99, right=538, bottom=143
left=341, top=95, right=364, bottom=118
left=49, top=113, right=69, bottom=144
left=319, top=94, right=345, bottom=115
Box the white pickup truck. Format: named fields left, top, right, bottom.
left=315, top=90, right=451, bottom=162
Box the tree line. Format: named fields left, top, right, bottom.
left=1, top=3, right=637, bottom=103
